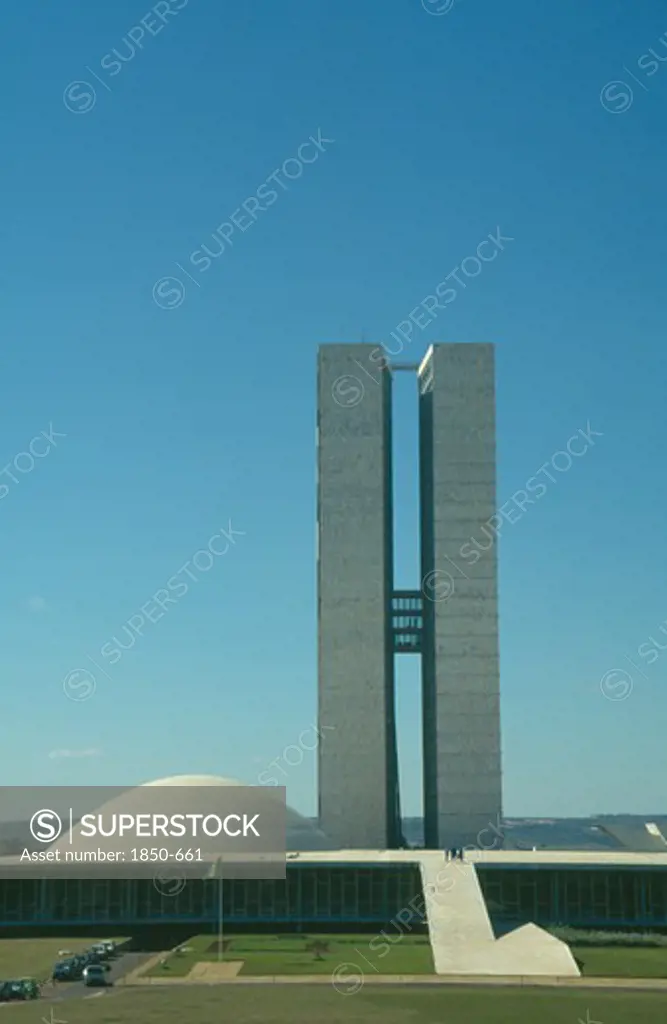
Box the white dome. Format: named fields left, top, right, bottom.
left=141, top=775, right=242, bottom=788
left=48, top=775, right=331, bottom=853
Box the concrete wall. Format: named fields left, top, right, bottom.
left=419, top=344, right=502, bottom=849
left=317, top=345, right=396, bottom=848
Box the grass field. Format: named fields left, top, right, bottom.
left=0, top=985, right=664, bottom=1023
left=573, top=945, right=667, bottom=977
left=0, top=937, right=127, bottom=982
left=148, top=933, right=435, bottom=976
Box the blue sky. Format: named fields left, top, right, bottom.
left=2, top=0, right=667, bottom=819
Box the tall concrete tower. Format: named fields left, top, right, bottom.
left=317, top=342, right=501, bottom=851
left=317, top=345, right=401, bottom=850
left=419, top=344, right=502, bottom=849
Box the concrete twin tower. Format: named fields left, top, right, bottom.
left=317, top=343, right=502, bottom=851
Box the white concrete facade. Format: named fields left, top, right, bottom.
left=419, top=344, right=502, bottom=850
left=317, top=345, right=397, bottom=849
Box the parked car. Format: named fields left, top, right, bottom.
left=52, top=957, right=84, bottom=981
left=16, top=979, right=39, bottom=999
left=0, top=979, right=39, bottom=1000
left=83, top=965, right=110, bottom=987
left=52, top=961, right=74, bottom=981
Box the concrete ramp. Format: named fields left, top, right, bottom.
left=421, top=857, right=494, bottom=972
left=420, top=855, right=579, bottom=976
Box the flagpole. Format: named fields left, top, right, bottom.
left=217, top=859, right=223, bottom=961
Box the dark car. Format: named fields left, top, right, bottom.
left=0, top=979, right=39, bottom=1000
left=52, top=961, right=71, bottom=981
left=52, top=959, right=83, bottom=981
left=16, top=979, right=39, bottom=999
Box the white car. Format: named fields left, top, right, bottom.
left=83, top=965, right=109, bottom=988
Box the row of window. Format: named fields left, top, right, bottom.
left=478, top=869, right=667, bottom=924
left=0, top=869, right=423, bottom=923
left=392, top=595, right=423, bottom=612
left=0, top=868, right=666, bottom=926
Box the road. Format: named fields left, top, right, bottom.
left=42, top=952, right=154, bottom=1002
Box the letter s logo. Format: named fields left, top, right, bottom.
left=30, top=810, right=62, bottom=843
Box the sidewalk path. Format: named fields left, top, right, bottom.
left=120, top=955, right=244, bottom=985
left=121, top=969, right=667, bottom=990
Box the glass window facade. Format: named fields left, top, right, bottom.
left=478, top=867, right=667, bottom=928
left=1, top=866, right=665, bottom=930
left=391, top=593, right=424, bottom=653
left=0, top=866, right=423, bottom=928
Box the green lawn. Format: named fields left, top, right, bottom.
left=0, top=985, right=663, bottom=1023
left=147, top=933, right=434, bottom=976
left=0, top=936, right=127, bottom=982
left=572, top=944, right=667, bottom=978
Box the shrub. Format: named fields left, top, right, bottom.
left=549, top=927, right=667, bottom=947
left=305, top=940, right=330, bottom=960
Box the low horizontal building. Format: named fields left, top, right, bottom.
left=2, top=777, right=665, bottom=975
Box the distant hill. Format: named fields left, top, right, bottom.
left=400, top=816, right=667, bottom=851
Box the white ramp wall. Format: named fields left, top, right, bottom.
left=420, top=855, right=580, bottom=976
